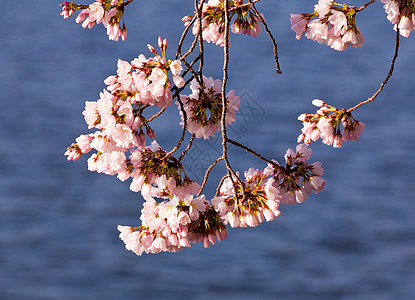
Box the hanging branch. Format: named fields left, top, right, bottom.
left=230, top=0, right=260, bottom=11
left=248, top=0, right=282, bottom=74
left=178, top=134, right=196, bottom=161
left=221, top=0, right=246, bottom=202
left=176, top=16, right=197, bottom=60
left=197, top=157, right=224, bottom=197
left=348, top=28, right=400, bottom=113
left=356, top=0, right=377, bottom=12
left=195, top=0, right=206, bottom=86
left=227, top=138, right=276, bottom=166
left=215, top=175, right=229, bottom=197
left=164, top=92, right=188, bottom=158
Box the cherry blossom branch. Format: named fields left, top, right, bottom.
left=178, top=134, right=196, bottom=161
left=195, top=0, right=206, bottom=86
left=227, top=138, right=276, bottom=166
left=356, top=0, right=376, bottom=12
left=120, top=0, right=135, bottom=8
left=164, top=93, right=188, bottom=157
left=176, top=16, right=197, bottom=60
left=248, top=0, right=282, bottom=74
left=147, top=107, right=167, bottom=122
left=215, top=175, right=229, bottom=197
left=181, top=58, right=203, bottom=87
left=221, top=0, right=246, bottom=202
left=230, top=0, right=260, bottom=11
left=347, top=28, right=400, bottom=113
left=180, top=55, right=201, bottom=79
left=197, top=157, right=224, bottom=197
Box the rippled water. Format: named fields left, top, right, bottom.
left=1, top=1, right=415, bottom=299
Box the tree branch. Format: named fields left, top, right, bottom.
left=347, top=28, right=399, bottom=112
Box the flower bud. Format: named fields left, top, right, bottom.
left=147, top=43, right=157, bottom=54
left=312, top=99, right=325, bottom=107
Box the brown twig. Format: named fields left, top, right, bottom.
left=230, top=0, right=260, bottom=11
left=165, top=93, right=188, bottom=158
left=227, top=138, right=276, bottom=166
left=178, top=134, right=196, bottom=161
left=215, top=175, right=229, bottom=197
left=347, top=28, right=400, bottom=113
left=197, top=157, right=224, bottom=197
left=195, top=0, right=206, bottom=87
left=220, top=0, right=246, bottom=202
left=147, top=107, right=167, bottom=122
left=248, top=0, right=282, bottom=74
left=176, top=16, right=196, bottom=60
left=356, top=0, right=376, bottom=12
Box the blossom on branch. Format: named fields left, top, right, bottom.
left=118, top=195, right=227, bottom=255
left=178, top=75, right=240, bottom=139
left=212, top=168, right=281, bottom=228
left=60, top=0, right=129, bottom=41
left=183, top=0, right=264, bottom=47
left=290, top=0, right=365, bottom=51
left=381, top=0, right=415, bottom=37
left=268, top=144, right=325, bottom=205
left=297, top=100, right=365, bottom=148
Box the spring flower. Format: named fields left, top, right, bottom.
left=297, top=99, right=365, bottom=148
left=118, top=195, right=227, bottom=255
left=291, top=1, right=365, bottom=51
left=213, top=168, right=281, bottom=227
left=183, top=0, right=263, bottom=47
left=60, top=0, right=128, bottom=41
left=178, top=75, right=240, bottom=139
left=268, top=144, right=325, bottom=205
left=381, top=0, right=415, bottom=37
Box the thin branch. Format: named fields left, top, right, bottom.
left=248, top=0, right=282, bottom=74
left=230, top=0, right=260, bottom=11
left=181, top=35, right=199, bottom=61
left=197, top=156, right=224, bottom=197
left=176, top=16, right=196, bottom=60
left=164, top=93, right=188, bottom=158
left=215, top=175, right=229, bottom=197
left=347, top=28, right=400, bottom=113
left=195, top=0, right=206, bottom=86
left=147, top=107, right=167, bottom=122
left=181, top=57, right=202, bottom=87
left=227, top=138, right=276, bottom=166
left=181, top=55, right=201, bottom=79
left=178, top=134, right=196, bottom=161
left=356, top=0, right=376, bottom=12
left=120, top=0, right=135, bottom=7
left=221, top=0, right=246, bottom=202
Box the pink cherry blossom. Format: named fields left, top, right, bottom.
left=178, top=75, right=240, bottom=139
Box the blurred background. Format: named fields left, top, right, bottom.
left=1, top=0, right=414, bottom=299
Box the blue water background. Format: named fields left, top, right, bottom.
left=1, top=1, right=415, bottom=299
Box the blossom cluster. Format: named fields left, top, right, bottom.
left=118, top=192, right=227, bottom=255
left=297, top=99, right=365, bottom=148
left=183, top=0, right=263, bottom=47
left=60, top=0, right=130, bottom=41
left=64, top=38, right=186, bottom=183
left=268, top=144, right=325, bottom=205
left=178, top=75, right=240, bottom=139
left=61, top=0, right=403, bottom=258
left=212, top=144, right=324, bottom=225
left=290, top=0, right=365, bottom=51
left=212, top=168, right=282, bottom=228
left=381, top=0, right=415, bottom=37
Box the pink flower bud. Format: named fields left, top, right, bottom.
left=158, top=36, right=163, bottom=49
left=312, top=99, right=325, bottom=107
left=147, top=43, right=157, bottom=54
